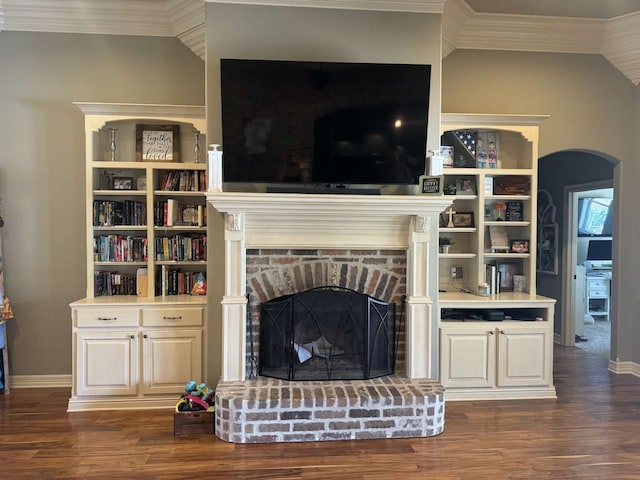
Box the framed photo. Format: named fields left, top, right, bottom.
left=496, top=261, right=523, bottom=291
left=510, top=239, right=530, bottom=253
left=443, top=178, right=457, bottom=195
left=112, top=176, right=133, bottom=190
left=418, top=175, right=443, bottom=195
left=456, top=176, right=476, bottom=195
left=136, top=124, right=180, bottom=162
left=452, top=211, right=475, bottom=228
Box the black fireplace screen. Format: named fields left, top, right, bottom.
left=259, top=286, right=396, bottom=381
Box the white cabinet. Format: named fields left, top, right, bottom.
left=75, top=329, right=138, bottom=397
left=69, top=299, right=205, bottom=411
left=69, top=103, right=209, bottom=412
left=586, top=275, right=610, bottom=321
left=439, top=293, right=556, bottom=400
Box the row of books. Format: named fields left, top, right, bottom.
left=154, top=268, right=206, bottom=296
left=93, top=200, right=146, bottom=226
left=485, top=264, right=502, bottom=295
left=94, top=271, right=137, bottom=296
left=153, top=200, right=206, bottom=227
left=93, top=235, right=148, bottom=262
left=154, top=234, right=207, bottom=262
left=159, top=170, right=207, bottom=192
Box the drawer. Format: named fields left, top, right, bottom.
left=588, top=288, right=608, bottom=298
left=76, top=308, right=138, bottom=327
left=588, top=278, right=608, bottom=288
left=142, top=307, right=203, bottom=327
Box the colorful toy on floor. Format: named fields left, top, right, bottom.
left=175, top=380, right=215, bottom=412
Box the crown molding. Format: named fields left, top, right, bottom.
left=601, top=12, right=640, bottom=86
left=205, top=0, right=446, bottom=14
left=442, top=0, right=640, bottom=85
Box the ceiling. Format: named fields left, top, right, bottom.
left=1, top=0, right=639, bottom=85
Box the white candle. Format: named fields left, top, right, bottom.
left=208, top=144, right=223, bottom=192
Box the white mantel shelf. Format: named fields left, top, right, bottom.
left=206, top=192, right=452, bottom=249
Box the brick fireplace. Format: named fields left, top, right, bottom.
left=207, top=192, right=450, bottom=442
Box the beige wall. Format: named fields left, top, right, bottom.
left=443, top=49, right=639, bottom=361
left=204, top=3, right=443, bottom=383
left=0, top=31, right=205, bottom=377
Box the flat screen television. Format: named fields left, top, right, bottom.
left=220, top=59, right=432, bottom=193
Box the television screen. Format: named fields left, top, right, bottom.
left=220, top=59, right=431, bottom=190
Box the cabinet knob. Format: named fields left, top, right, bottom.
left=500, top=330, right=506, bottom=335
left=130, top=335, right=135, bottom=339
left=143, top=334, right=148, bottom=339
left=488, top=331, right=495, bottom=335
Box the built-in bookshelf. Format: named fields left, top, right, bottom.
left=76, top=103, right=208, bottom=299
left=69, top=103, right=208, bottom=412
left=438, top=114, right=548, bottom=296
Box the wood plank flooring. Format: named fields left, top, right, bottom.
left=2, top=346, right=640, bottom=479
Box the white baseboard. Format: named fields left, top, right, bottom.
left=608, top=360, right=640, bottom=376
left=9, top=374, right=72, bottom=389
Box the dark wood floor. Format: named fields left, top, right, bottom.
left=2, top=346, right=640, bottom=479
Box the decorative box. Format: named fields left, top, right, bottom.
left=173, top=411, right=215, bottom=436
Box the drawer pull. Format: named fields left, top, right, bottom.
left=97, top=317, right=117, bottom=321
left=163, top=316, right=183, bottom=320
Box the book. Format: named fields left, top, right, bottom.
left=167, top=199, right=178, bottom=226
left=136, top=268, right=148, bottom=297
left=485, top=264, right=497, bottom=295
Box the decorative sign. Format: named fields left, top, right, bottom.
left=419, top=175, right=443, bottom=195
left=505, top=201, right=524, bottom=221
left=136, top=124, right=180, bottom=162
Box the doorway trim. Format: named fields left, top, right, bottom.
left=561, top=179, right=613, bottom=347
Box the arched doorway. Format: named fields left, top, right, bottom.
left=537, top=150, right=617, bottom=359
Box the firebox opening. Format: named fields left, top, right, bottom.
left=259, top=286, right=396, bottom=381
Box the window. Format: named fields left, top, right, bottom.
left=578, top=197, right=612, bottom=236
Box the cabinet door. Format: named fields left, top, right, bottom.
left=497, top=325, right=552, bottom=387
left=75, top=330, right=138, bottom=396
left=440, top=326, right=496, bottom=388
left=141, top=328, right=202, bottom=395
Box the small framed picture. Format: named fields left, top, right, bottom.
left=513, top=274, right=527, bottom=293
left=136, top=124, right=180, bottom=162
left=510, top=239, right=530, bottom=253
left=112, top=177, right=133, bottom=190
left=452, top=212, right=475, bottom=228
left=418, top=175, right=443, bottom=195
left=456, top=176, right=476, bottom=195
left=497, top=261, right=523, bottom=291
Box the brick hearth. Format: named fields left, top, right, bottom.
left=215, top=376, right=445, bottom=443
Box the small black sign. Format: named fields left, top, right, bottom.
left=505, top=201, right=524, bottom=221
left=419, top=175, right=443, bottom=195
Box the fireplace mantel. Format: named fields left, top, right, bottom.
left=207, top=192, right=451, bottom=248
left=207, top=191, right=452, bottom=382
